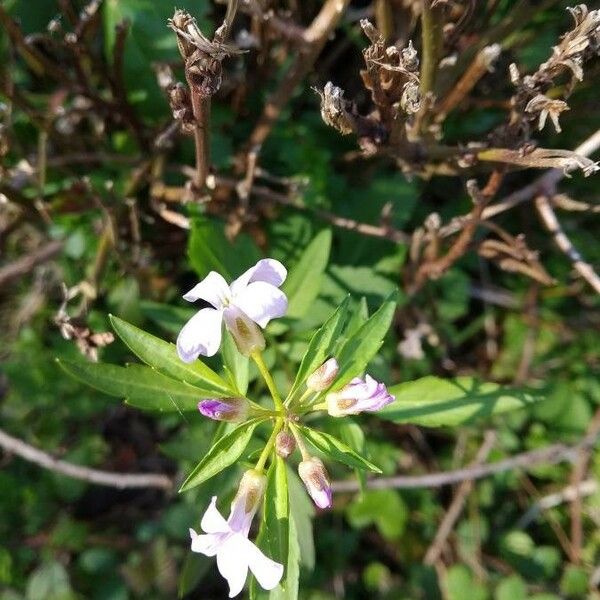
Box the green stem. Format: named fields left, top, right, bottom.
left=287, top=387, right=312, bottom=410
left=252, top=351, right=284, bottom=412
left=289, top=423, right=311, bottom=461
left=420, top=0, right=443, bottom=97
left=255, top=419, right=283, bottom=473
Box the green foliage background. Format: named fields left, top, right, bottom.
left=0, top=1, right=599, bottom=599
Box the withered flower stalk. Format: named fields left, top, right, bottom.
left=168, top=3, right=241, bottom=194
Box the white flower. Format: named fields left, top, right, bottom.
left=190, top=471, right=283, bottom=597
left=177, top=258, right=287, bottom=361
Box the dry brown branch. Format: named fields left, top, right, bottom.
left=0, top=427, right=173, bottom=491
left=535, top=195, right=600, bottom=294
left=331, top=426, right=600, bottom=492
left=424, top=431, right=497, bottom=565
left=568, top=407, right=600, bottom=563
left=0, top=240, right=63, bottom=287
left=238, top=0, right=351, bottom=198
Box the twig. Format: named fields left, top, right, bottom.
left=331, top=427, right=600, bottom=492
left=0, top=240, right=64, bottom=287
left=424, top=431, right=497, bottom=565
left=215, top=175, right=410, bottom=243
left=568, top=407, right=600, bottom=563
left=0, top=428, right=173, bottom=490
left=460, top=128, right=600, bottom=231
left=419, top=0, right=444, bottom=97
left=516, top=479, right=598, bottom=529
left=238, top=0, right=350, bottom=198
left=535, top=195, right=600, bottom=295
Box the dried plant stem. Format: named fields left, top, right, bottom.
left=0, top=428, right=173, bottom=490
left=189, top=92, right=211, bottom=192
left=331, top=426, right=600, bottom=492
left=535, top=195, right=600, bottom=294
left=439, top=128, right=600, bottom=237
left=239, top=0, right=350, bottom=197
left=419, top=0, right=443, bottom=96
left=424, top=431, right=497, bottom=565
left=0, top=241, right=64, bottom=287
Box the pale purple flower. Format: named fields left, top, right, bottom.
left=177, top=259, right=287, bottom=362
left=298, top=457, right=332, bottom=509
left=326, top=374, right=394, bottom=417
left=198, top=397, right=249, bottom=422
left=306, top=357, right=339, bottom=391
left=190, top=470, right=283, bottom=597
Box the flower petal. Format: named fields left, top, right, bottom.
left=217, top=535, right=250, bottom=598
left=201, top=497, right=230, bottom=534
left=182, top=272, right=230, bottom=309
left=176, top=308, right=223, bottom=361
left=189, top=528, right=224, bottom=557
left=233, top=282, right=288, bottom=328
left=244, top=538, right=284, bottom=591
left=230, top=259, right=287, bottom=296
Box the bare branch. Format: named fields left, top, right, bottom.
left=0, top=428, right=173, bottom=491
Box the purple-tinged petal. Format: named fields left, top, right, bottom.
left=230, top=258, right=287, bottom=296
left=200, top=497, right=229, bottom=534
left=233, top=281, right=288, bottom=328
left=244, top=538, right=284, bottom=591
left=198, top=398, right=249, bottom=422
left=306, top=358, right=339, bottom=391
left=176, top=307, right=223, bottom=361
left=298, top=457, right=332, bottom=509
left=217, top=535, right=250, bottom=598
left=190, top=528, right=225, bottom=557
left=182, top=272, right=230, bottom=309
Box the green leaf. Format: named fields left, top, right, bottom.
left=221, top=329, right=250, bottom=395
left=346, top=489, right=407, bottom=539
left=179, top=419, right=265, bottom=492
left=297, top=426, right=382, bottom=473
left=332, top=292, right=397, bottom=389
left=57, top=360, right=207, bottom=412
left=378, top=376, right=543, bottom=427
left=188, top=217, right=261, bottom=280
left=282, top=230, right=331, bottom=318
left=287, top=469, right=315, bottom=570
left=139, top=301, right=195, bottom=335
left=288, top=296, right=351, bottom=398
left=109, top=315, right=234, bottom=396
left=263, top=457, right=289, bottom=569
left=337, top=420, right=367, bottom=494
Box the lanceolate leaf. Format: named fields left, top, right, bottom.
left=263, top=456, right=289, bottom=570
left=179, top=418, right=266, bottom=492
left=109, top=315, right=234, bottom=396
left=298, top=426, right=382, bottom=473
left=288, top=296, right=351, bottom=398
left=332, top=292, right=397, bottom=389
left=283, top=229, right=332, bottom=319
left=378, top=376, right=543, bottom=427
left=57, top=359, right=210, bottom=412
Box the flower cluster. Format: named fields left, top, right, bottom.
left=178, top=259, right=395, bottom=596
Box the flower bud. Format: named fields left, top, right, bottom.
left=223, top=306, right=266, bottom=356
left=326, top=374, right=394, bottom=417
left=275, top=431, right=296, bottom=458
left=230, top=469, right=267, bottom=535
left=198, top=397, right=249, bottom=422
left=298, top=457, right=332, bottom=509
left=306, top=358, right=339, bottom=391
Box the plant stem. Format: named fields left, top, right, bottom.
left=286, top=387, right=311, bottom=409
left=420, top=0, right=443, bottom=97
left=255, top=419, right=283, bottom=473
left=251, top=351, right=284, bottom=412
left=289, top=423, right=311, bottom=461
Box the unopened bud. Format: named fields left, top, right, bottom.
left=230, top=469, right=267, bottom=534
left=198, top=397, right=249, bottom=422
left=326, top=375, right=394, bottom=417
left=306, top=358, right=339, bottom=391
left=275, top=431, right=296, bottom=458
left=298, top=457, right=332, bottom=509
left=223, top=306, right=265, bottom=356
